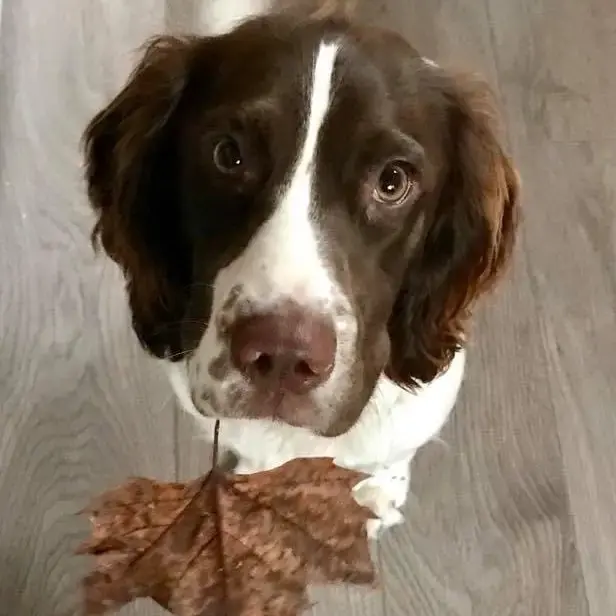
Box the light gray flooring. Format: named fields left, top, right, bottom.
left=1, top=1, right=615, bottom=614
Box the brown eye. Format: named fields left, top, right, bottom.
left=373, top=161, right=417, bottom=205
left=213, top=136, right=243, bottom=173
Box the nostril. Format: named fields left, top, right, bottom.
left=294, top=359, right=317, bottom=379
left=296, top=360, right=313, bottom=376
left=253, top=353, right=273, bottom=377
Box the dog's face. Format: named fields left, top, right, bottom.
left=84, top=16, right=519, bottom=436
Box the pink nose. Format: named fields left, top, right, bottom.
left=229, top=305, right=337, bottom=395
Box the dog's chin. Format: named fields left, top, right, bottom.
left=195, top=386, right=356, bottom=437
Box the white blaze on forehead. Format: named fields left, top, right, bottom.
left=267, top=40, right=341, bottom=297
left=218, top=40, right=341, bottom=307
left=294, top=42, right=340, bottom=184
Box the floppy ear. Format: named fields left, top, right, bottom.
left=386, top=73, right=520, bottom=387
left=84, top=36, right=199, bottom=359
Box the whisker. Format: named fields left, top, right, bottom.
left=164, top=349, right=192, bottom=362
left=185, top=281, right=217, bottom=292
left=147, top=318, right=210, bottom=337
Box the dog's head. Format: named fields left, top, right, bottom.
left=84, top=14, right=519, bottom=436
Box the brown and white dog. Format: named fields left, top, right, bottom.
left=83, top=0, right=519, bottom=535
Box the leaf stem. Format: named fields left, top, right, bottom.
left=212, top=419, right=220, bottom=468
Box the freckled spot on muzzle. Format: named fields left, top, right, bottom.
left=208, top=352, right=230, bottom=381
left=216, top=284, right=244, bottom=335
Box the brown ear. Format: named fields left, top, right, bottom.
left=84, top=36, right=199, bottom=359
left=386, top=73, right=520, bottom=387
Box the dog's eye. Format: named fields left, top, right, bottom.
left=373, top=161, right=418, bottom=205
left=213, top=136, right=244, bottom=173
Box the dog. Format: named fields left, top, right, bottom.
left=83, top=0, right=519, bottom=537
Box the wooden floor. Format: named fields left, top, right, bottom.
left=1, top=0, right=615, bottom=614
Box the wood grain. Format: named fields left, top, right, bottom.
left=0, top=0, right=614, bottom=614
left=488, top=0, right=616, bottom=613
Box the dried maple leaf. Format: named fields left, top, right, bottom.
left=78, top=421, right=377, bottom=616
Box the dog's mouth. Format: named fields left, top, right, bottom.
left=192, top=385, right=352, bottom=436
left=259, top=390, right=321, bottom=428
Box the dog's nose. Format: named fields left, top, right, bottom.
left=229, top=305, right=337, bottom=394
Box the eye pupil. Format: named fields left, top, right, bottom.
left=380, top=167, right=403, bottom=195
left=213, top=138, right=243, bottom=172
left=374, top=161, right=416, bottom=204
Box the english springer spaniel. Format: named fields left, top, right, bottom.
left=83, top=0, right=519, bottom=536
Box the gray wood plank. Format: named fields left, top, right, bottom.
left=502, top=137, right=616, bottom=615
left=486, top=0, right=616, bottom=143
left=0, top=1, right=173, bottom=614
left=309, top=580, right=384, bottom=616
left=361, top=0, right=499, bottom=81
left=488, top=0, right=616, bottom=613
